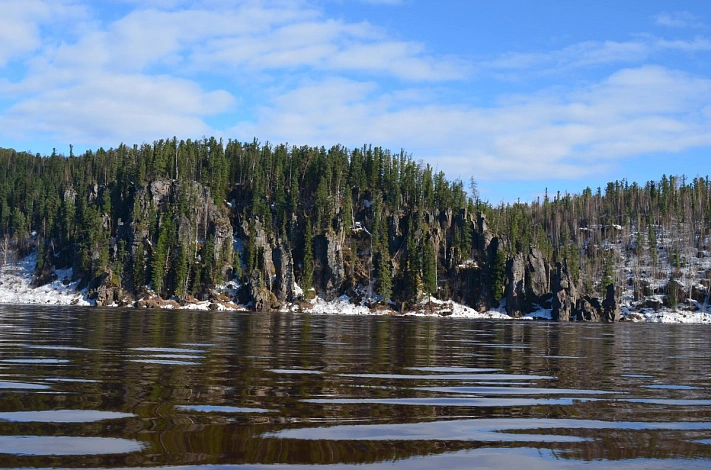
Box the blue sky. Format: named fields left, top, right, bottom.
left=1, top=0, right=710, bottom=203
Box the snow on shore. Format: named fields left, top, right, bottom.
left=1, top=254, right=710, bottom=323
left=0, top=253, right=90, bottom=306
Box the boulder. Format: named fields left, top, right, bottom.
left=691, top=285, right=708, bottom=304
left=576, top=296, right=602, bottom=322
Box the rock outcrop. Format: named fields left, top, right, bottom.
left=601, top=283, right=619, bottom=322
left=313, top=232, right=346, bottom=301
left=505, top=253, right=526, bottom=317
left=575, top=296, right=602, bottom=322
left=505, top=248, right=551, bottom=317
left=552, top=261, right=577, bottom=321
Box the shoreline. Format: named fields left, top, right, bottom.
left=1, top=254, right=710, bottom=323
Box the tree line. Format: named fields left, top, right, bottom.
left=0, top=140, right=708, bottom=310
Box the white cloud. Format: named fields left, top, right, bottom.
left=485, top=35, right=711, bottom=73
left=1, top=72, right=234, bottom=145
left=0, top=0, right=470, bottom=150
left=2, top=0, right=711, bottom=197
left=654, top=11, right=703, bottom=28
left=0, top=0, right=87, bottom=66
left=233, top=66, right=711, bottom=182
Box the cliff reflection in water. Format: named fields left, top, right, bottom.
left=0, top=305, right=711, bottom=468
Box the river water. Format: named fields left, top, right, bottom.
left=1, top=305, right=711, bottom=469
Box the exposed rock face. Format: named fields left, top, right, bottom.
left=505, top=248, right=551, bottom=317
left=526, top=248, right=550, bottom=299
left=249, top=270, right=279, bottom=311
left=576, top=296, right=602, bottom=322
left=91, top=273, right=132, bottom=307
left=505, top=253, right=526, bottom=317
left=476, top=212, right=493, bottom=253
left=601, top=283, right=619, bottom=322
left=313, top=233, right=345, bottom=300
left=272, top=243, right=296, bottom=302
left=128, top=179, right=233, bottom=294
left=552, top=261, right=577, bottom=322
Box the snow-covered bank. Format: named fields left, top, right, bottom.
left=0, top=253, right=90, bottom=306
left=1, top=253, right=710, bottom=323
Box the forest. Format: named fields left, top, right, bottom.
left=0, top=138, right=709, bottom=320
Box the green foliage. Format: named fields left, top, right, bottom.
left=490, top=246, right=507, bottom=303
left=151, top=217, right=173, bottom=295
left=601, top=249, right=616, bottom=293
left=302, top=219, right=314, bottom=293
left=666, top=275, right=679, bottom=307
left=0, top=139, right=708, bottom=311
left=421, top=236, right=437, bottom=297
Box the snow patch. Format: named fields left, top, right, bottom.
left=0, top=253, right=90, bottom=306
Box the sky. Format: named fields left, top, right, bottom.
left=1, top=0, right=711, bottom=203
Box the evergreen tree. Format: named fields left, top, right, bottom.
left=151, top=218, right=172, bottom=294
left=601, top=248, right=616, bottom=293
left=302, top=219, right=314, bottom=295
left=403, top=220, right=421, bottom=304
left=421, top=236, right=437, bottom=297
left=490, top=246, right=507, bottom=303
left=374, top=249, right=392, bottom=302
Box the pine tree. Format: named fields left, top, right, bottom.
left=375, top=249, right=392, bottom=302
left=421, top=236, right=437, bottom=297
left=302, top=219, right=314, bottom=296
left=490, top=246, right=507, bottom=303
left=151, top=218, right=172, bottom=295
left=601, top=248, right=616, bottom=294
left=404, top=221, right=421, bottom=304
left=133, top=247, right=146, bottom=291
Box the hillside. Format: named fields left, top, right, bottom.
left=0, top=140, right=709, bottom=321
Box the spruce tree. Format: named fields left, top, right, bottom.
left=302, top=219, right=314, bottom=296
left=490, top=247, right=507, bottom=303
left=421, top=236, right=437, bottom=298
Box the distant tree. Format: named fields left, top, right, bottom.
left=490, top=246, right=507, bottom=303
left=302, top=219, right=314, bottom=295
left=421, top=236, right=437, bottom=298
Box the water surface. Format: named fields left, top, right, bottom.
left=0, top=305, right=710, bottom=468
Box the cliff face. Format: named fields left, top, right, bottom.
left=92, top=179, right=233, bottom=306
left=41, top=177, right=710, bottom=319
left=3, top=142, right=708, bottom=320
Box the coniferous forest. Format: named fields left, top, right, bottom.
left=0, top=138, right=710, bottom=320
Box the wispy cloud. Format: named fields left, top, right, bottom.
left=654, top=11, right=704, bottom=28
left=2, top=0, right=711, bottom=196
left=0, top=0, right=464, bottom=147
left=0, top=0, right=88, bottom=67
left=234, top=66, right=711, bottom=182
left=485, top=35, right=711, bottom=72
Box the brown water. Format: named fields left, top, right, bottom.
left=1, top=305, right=711, bottom=469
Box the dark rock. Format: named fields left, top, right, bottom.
left=313, top=233, right=345, bottom=301
left=505, top=253, right=526, bottom=317
left=526, top=248, right=550, bottom=298
left=576, top=296, right=602, bottom=322
left=248, top=270, right=279, bottom=312
left=643, top=298, right=663, bottom=310
left=691, top=285, right=708, bottom=304
left=272, top=243, right=296, bottom=302
left=601, top=283, right=619, bottom=322
left=552, top=261, right=576, bottom=322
